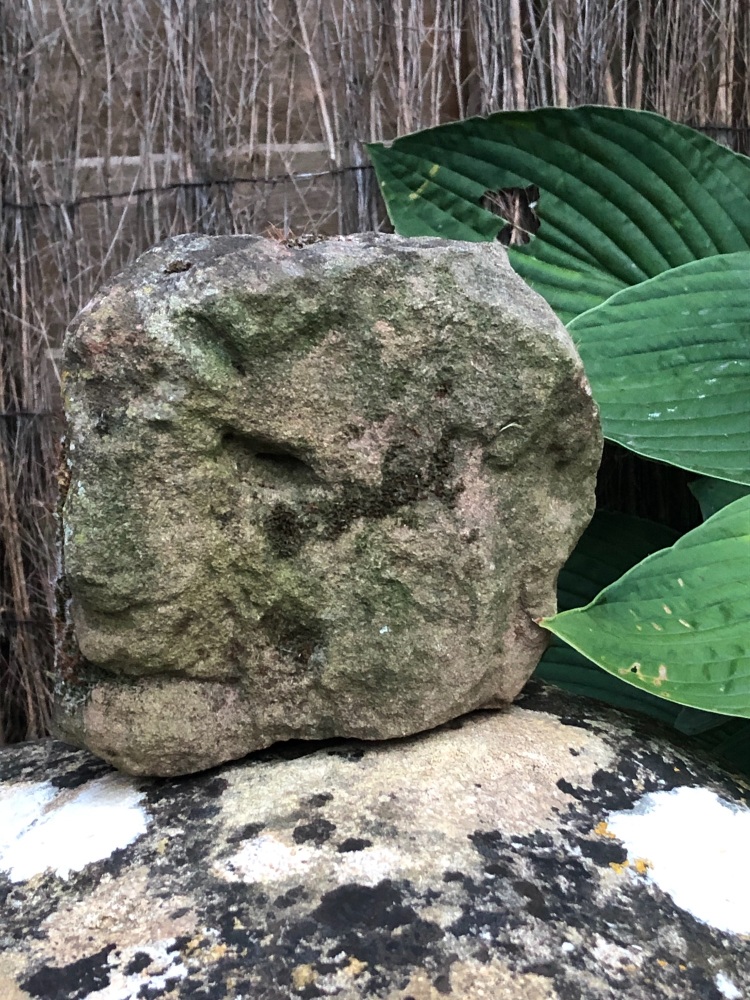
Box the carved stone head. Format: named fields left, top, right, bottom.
left=56, top=234, right=601, bottom=775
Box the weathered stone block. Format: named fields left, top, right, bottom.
left=3, top=686, right=749, bottom=998
left=56, top=233, right=601, bottom=775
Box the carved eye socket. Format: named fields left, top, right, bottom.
left=222, top=430, right=317, bottom=481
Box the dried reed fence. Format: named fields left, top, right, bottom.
left=1, top=0, right=748, bottom=743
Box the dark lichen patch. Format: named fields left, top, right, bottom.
left=274, top=886, right=308, bottom=909
left=432, top=971, right=453, bottom=994
left=306, top=792, right=334, bottom=808
left=144, top=777, right=225, bottom=823
left=313, top=881, right=416, bottom=935
left=226, top=822, right=265, bottom=843
left=310, top=881, right=445, bottom=983
left=337, top=837, right=373, bottom=853
left=556, top=716, right=596, bottom=731
left=201, top=885, right=270, bottom=953
left=0, top=738, right=113, bottom=789
left=50, top=756, right=114, bottom=789
left=125, top=951, right=154, bottom=975
left=577, top=837, right=628, bottom=867
left=511, top=879, right=550, bottom=921
left=22, top=945, right=115, bottom=1000
left=684, top=966, right=726, bottom=999
left=556, top=778, right=589, bottom=801
left=292, top=818, right=336, bottom=845
left=199, top=776, right=230, bottom=799
left=442, top=870, right=465, bottom=883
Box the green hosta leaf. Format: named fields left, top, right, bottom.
left=568, top=253, right=750, bottom=484
left=539, top=643, right=684, bottom=725
left=541, top=496, right=750, bottom=717
left=536, top=512, right=682, bottom=723
left=553, top=512, right=680, bottom=613
left=689, top=476, right=750, bottom=520
left=367, top=106, right=750, bottom=323
left=537, top=511, right=750, bottom=768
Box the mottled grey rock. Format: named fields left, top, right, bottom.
left=57, top=233, right=601, bottom=776
left=2, top=685, right=749, bottom=1000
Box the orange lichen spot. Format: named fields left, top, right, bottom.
left=656, top=959, right=669, bottom=968
left=634, top=857, right=652, bottom=875
left=292, top=965, right=318, bottom=990
left=609, top=860, right=630, bottom=875
left=345, top=957, right=368, bottom=977
left=594, top=820, right=617, bottom=839
left=185, top=936, right=203, bottom=955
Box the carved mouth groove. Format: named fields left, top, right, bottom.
left=254, top=450, right=311, bottom=474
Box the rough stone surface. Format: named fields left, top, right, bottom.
left=57, top=233, right=601, bottom=776
left=3, top=684, right=749, bottom=1000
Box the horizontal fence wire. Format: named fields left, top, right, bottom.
left=2, top=164, right=376, bottom=213
left=2, top=124, right=747, bottom=214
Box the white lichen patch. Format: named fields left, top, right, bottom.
left=0, top=775, right=149, bottom=883
left=85, top=941, right=188, bottom=1000
left=217, top=833, right=318, bottom=883
left=0, top=782, right=59, bottom=853
left=607, top=786, right=750, bottom=935
left=217, top=833, right=405, bottom=890
left=334, top=844, right=404, bottom=886
left=715, top=971, right=743, bottom=999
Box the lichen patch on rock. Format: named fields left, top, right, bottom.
left=607, top=785, right=750, bottom=935
left=0, top=774, right=149, bottom=883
